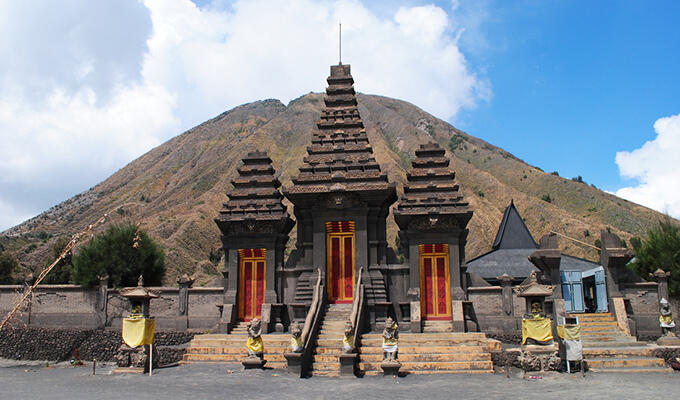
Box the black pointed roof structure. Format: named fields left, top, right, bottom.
left=491, top=200, right=538, bottom=250
left=467, top=201, right=599, bottom=282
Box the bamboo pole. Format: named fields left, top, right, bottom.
left=549, top=230, right=601, bottom=251
left=0, top=202, right=141, bottom=331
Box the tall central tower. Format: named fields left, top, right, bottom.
left=284, top=63, right=396, bottom=314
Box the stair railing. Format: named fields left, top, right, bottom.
left=349, top=267, right=365, bottom=350
left=298, top=268, right=325, bottom=376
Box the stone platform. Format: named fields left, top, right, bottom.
left=357, top=332, right=499, bottom=375
left=180, top=326, right=289, bottom=369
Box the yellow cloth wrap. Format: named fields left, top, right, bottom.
left=122, top=317, right=155, bottom=347
left=247, top=336, right=264, bottom=353
left=343, top=334, right=354, bottom=349
left=557, top=324, right=581, bottom=340
left=383, top=337, right=398, bottom=346
left=660, top=315, right=674, bottom=325
left=522, top=317, right=553, bottom=344
left=291, top=336, right=303, bottom=350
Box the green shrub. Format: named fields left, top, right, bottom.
left=541, top=194, right=552, bottom=203
left=628, top=218, right=680, bottom=296
left=41, top=237, right=74, bottom=284
left=72, top=222, right=165, bottom=288
left=0, top=252, right=18, bottom=284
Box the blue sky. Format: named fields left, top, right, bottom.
left=0, top=0, right=679, bottom=231
left=451, top=1, right=680, bottom=192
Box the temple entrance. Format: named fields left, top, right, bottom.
left=419, top=244, right=452, bottom=320
left=562, top=267, right=607, bottom=313
left=238, top=248, right=266, bottom=321
left=326, top=221, right=355, bottom=303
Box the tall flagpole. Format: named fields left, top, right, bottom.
left=339, top=21, right=342, bottom=65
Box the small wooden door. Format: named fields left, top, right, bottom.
left=419, top=244, right=452, bottom=320
left=326, top=221, right=355, bottom=303
left=238, top=248, right=266, bottom=321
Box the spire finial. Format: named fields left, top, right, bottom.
left=339, top=20, right=342, bottom=65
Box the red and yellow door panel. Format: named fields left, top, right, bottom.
left=238, top=248, right=266, bottom=321
left=326, top=221, right=355, bottom=303
left=419, top=244, right=452, bottom=320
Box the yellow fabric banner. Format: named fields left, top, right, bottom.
left=557, top=324, right=581, bottom=341
left=247, top=336, right=264, bottom=353
left=522, top=317, right=553, bottom=344
left=122, top=317, right=155, bottom=347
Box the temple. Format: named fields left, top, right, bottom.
left=203, top=62, right=669, bottom=375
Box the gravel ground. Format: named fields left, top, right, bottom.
left=1, top=360, right=678, bottom=400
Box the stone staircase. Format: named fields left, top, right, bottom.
left=358, top=331, right=498, bottom=375
left=311, top=303, right=353, bottom=376
left=571, top=313, right=671, bottom=373
left=180, top=322, right=289, bottom=369
left=423, top=320, right=454, bottom=333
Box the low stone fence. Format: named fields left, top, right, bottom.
left=0, top=283, right=223, bottom=331
left=0, top=326, right=196, bottom=365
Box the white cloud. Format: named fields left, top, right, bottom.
left=615, top=113, right=680, bottom=217
left=0, top=0, right=488, bottom=231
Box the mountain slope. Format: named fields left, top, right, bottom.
left=1, top=93, right=666, bottom=285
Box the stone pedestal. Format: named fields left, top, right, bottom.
left=339, top=353, right=358, bottom=376
left=114, top=344, right=158, bottom=373
left=284, top=352, right=303, bottom=376
left=242, top=357, right=267, bottom=369
left=657, top=332, right=680, bottom=346
left=380, top=360, right=402, bottom=376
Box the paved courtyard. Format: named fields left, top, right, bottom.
left=1, top=360, right=678, bottom=400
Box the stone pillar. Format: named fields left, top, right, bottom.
left=449, top=239, right=465, bottom=300
left=265, top=245, right=277, bottom=303
left=498, top=273, right=514, bottom=316
left=177, top=274, right=194, bottom=331
left=652, top=269, right=670, bottom=301
left=529, top=234, right=562, bottom=298
left=95, top=274, right=109, bottom=329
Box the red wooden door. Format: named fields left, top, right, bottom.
left=238, top=248, right=266, bottom=321
left=419, top=244, right=451, bottom=320
left=326, top=221, right=355, bottom=303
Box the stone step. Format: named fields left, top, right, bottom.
left=359, top=353, right=491, bottom=362
left=189, top=339, right=290, bottom=347
left=580, top=330, right=629, bottom=337
left=582, top=347, right=655, bottom=358
left=312, top=362, right=341, bottom=371
left=186, top=347, right=289, bottom=355
left=359, top=338, right=489, bottom=347
left=313, top=370, right=341, bottom=376
left=358, top=360, right=493, bottom=371
left=183, top=353, right=288, bottom=362
left=359, top=345, right=489, bottom=354
left=587, top=367, right=672, bottom=373
left=313, top=354, right=342, bottom=363
left=361, top=332, right=487, bottom=339
left=181, top=355, right=287, bottom=368
left=363, top=369, right=493, bottom=376
left=584, top=357, right=666, bottom=369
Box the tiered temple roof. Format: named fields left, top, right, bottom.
left=394, top=142, right=472, bottom=228
left=215, top=151, right=293, bottom=229
left=285, top=64, right=391, bottom=195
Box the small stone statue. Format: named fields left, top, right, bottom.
left=382, top=317, right=399, bottom=362
left=290, top=322, right=303, bottom=353
left=342, top=320, right=355, bottom=353
left=530, top=301, right=543, bottom=320
left=246, top=318, right=264, bottom=359
left=659, top=298, right=676, bottom=334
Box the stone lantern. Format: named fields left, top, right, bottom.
left=515, top=271, right=554, bottom=320
left=114, top=276, right=160, bottom=373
